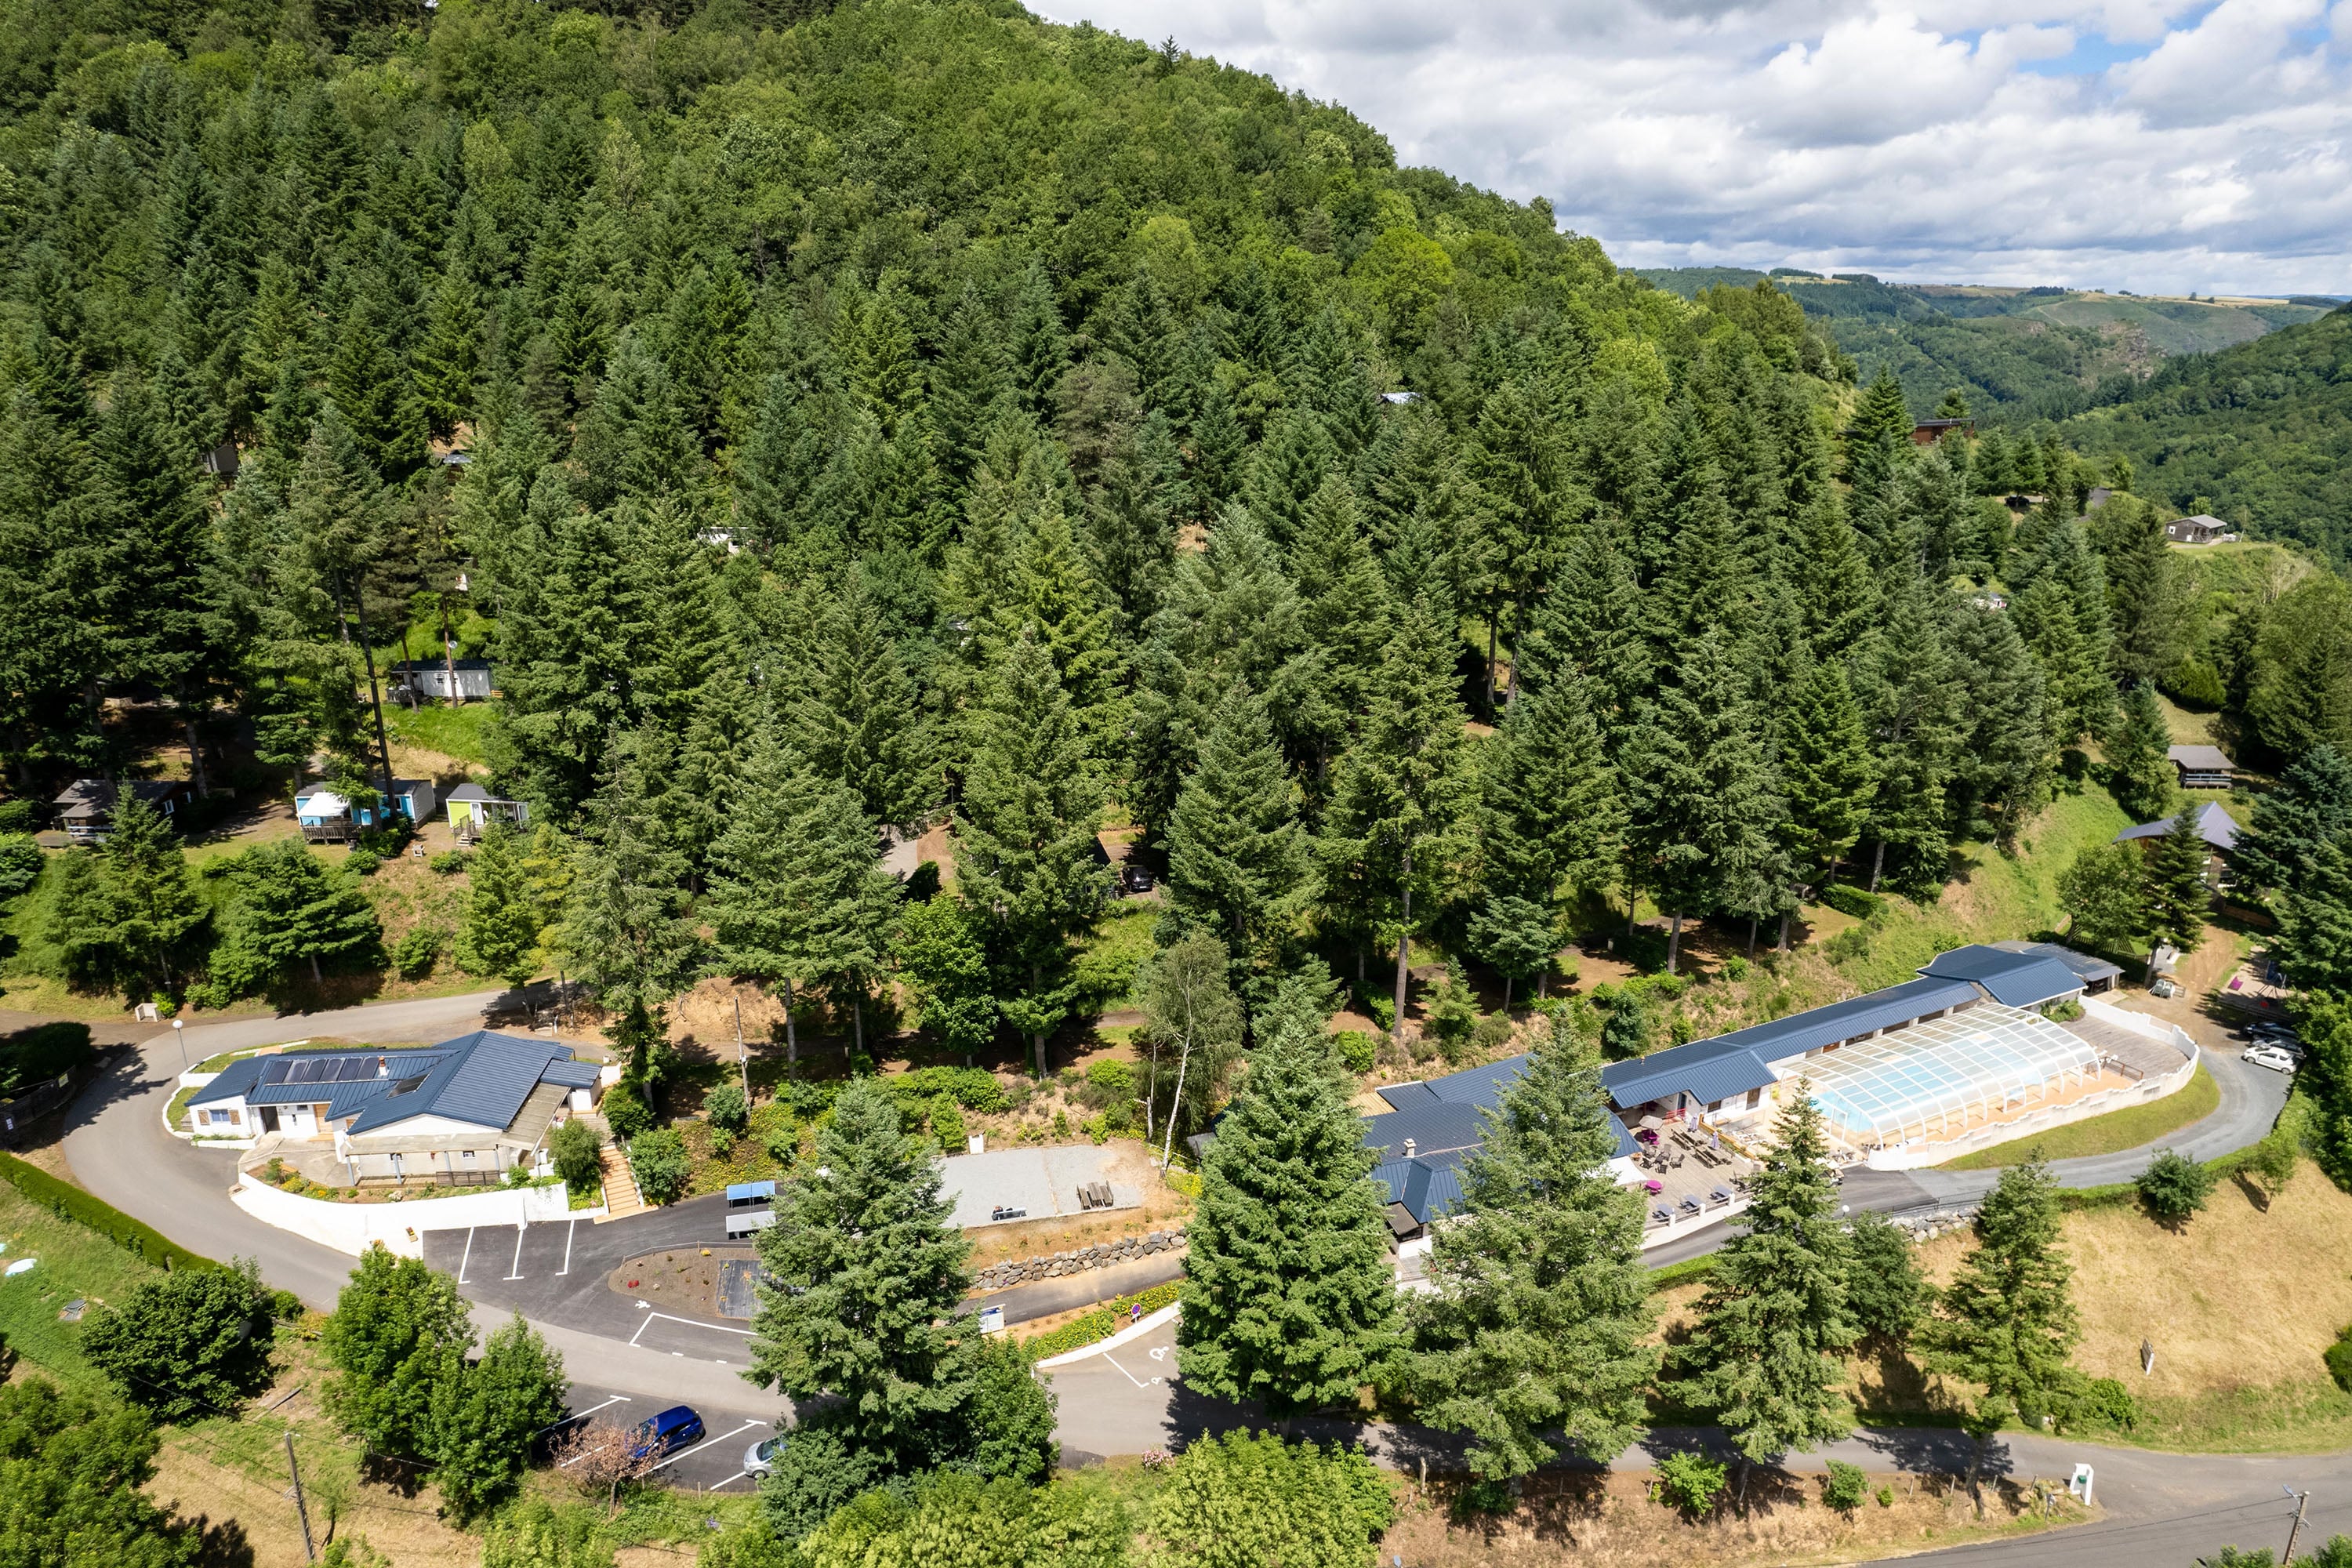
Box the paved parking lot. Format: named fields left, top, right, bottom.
left=546, top=1381, right=782, bottom=1494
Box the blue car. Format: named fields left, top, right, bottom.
left=629, top=1406, right=705, bottom=1461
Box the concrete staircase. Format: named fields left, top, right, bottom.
left=586, top=1119, right=646, bottom=1222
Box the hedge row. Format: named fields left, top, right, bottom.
left=1018, top=1280, right=1184, bottom=1361
left=0, top=1151, right=220, bottom=1274
left=1818, top=884, right=1886, bottom=921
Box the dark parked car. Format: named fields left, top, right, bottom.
left=629, top=1405, right=705, bottom=1461
left=1120, top=865, right=1155, bottom=893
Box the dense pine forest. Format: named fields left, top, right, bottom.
left=1, top=0, right=2349, bottom=1067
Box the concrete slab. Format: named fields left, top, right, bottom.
left=940, top=1145, right=1138, bottom=1228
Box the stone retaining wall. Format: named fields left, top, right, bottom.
left=975, top=1228, right=1185, bottom=1291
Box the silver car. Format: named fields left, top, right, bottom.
left=745, top=1433, right=786, bottom=1479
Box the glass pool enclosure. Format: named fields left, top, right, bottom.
left=1799, top=1004, right=2103, bottom=1152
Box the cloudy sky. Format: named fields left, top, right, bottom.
left=1047, top=1, right=2352, bottom=296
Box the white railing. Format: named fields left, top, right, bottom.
left=1863, top=1046, right=2198, bottom=1171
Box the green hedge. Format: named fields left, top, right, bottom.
left=1018, top=1281, right=1182, bottom=1361
left=1819, top=884, right=1884, bottom=921
left=1646, top=1255, right=1716, bottom=1292
left=0, top=1152, right=219, bottom=1274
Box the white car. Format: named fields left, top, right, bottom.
left=2242, top=1044, right=2297, bottom=1074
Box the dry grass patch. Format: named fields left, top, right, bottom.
left=148, top=1430, right=475, bottom=1568
left=1381, top=1467, right=2088, bottom=1567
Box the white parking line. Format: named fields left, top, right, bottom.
left=505, top=1223, right=527, bottom=1281
left=1102, top=1353, right=1162, bottom=1389
left=558, top=1218, right=577, bottom=1276
left=534, top=1394, right=627, bottom=1438
left=456, top=1227, right=474, bottom=1284
left=631, top=1309, right=757, bottom=1347
left=653, top=1421, right=763, bottom=1474
left=709, top=1469, right=752, bottom=1490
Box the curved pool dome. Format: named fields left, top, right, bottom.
left=1801, top=1004, right=2104, bottom=1152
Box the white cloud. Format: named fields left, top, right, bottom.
left=1048, top=0, right=2352, bottom=293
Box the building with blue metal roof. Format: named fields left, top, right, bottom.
left=1915, top=945, right=2087, bottom=1009
left=186, top=1032, right=603, bottom=1186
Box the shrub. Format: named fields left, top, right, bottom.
left=391, top=924, right=445, bottom=980
left=2136, top=1147, right=2216, bottom=1223
left=1824, top=927, right=1872, bottom=964
left=931, top=1094, right=966, bottom=1152
left=1876, top=1485, right=1894, bottom=1508
left=1334, top=1031, right=1377, bottom=1074
left=764, top=1115, right=802, bottom=1167
left=2042, top=996, right=2085, bottom=1022
left=344, top=848, right=382, bottom=877
left=0, top=1021, right=93, bottom=1096
left=627, top=1127, right=690, bottom=1207
left=0, top=800, right=34, bottom=833
left=1142, top=1431, right=1394, bottom=1565
left=1471, top=1011, right=1515, bottom=1054
left=1365, top=993, right=1396, bottom=1032
left=1820, top=884, right=1884, bottom=920
left=1650, top=1450, right=1729, bottom=1515
left=428, top=850, right=470, bottom=876
left=705, top=1080, right=750, bottom=1134
left=1822, top=1458, right=1869, bottom=1514
left=1722, top=955, right=1750, bottom=982
left=1428, top=973, right=1479, bottom=1058
left=0, top=833, right=41, bottom=902
left=601, top=1083, right=652, bottom=1142
left=2249, top=1126, right=2299, bottom=1200
left=1602, top=1000, right=1650, bottom=1058
left=2068, top=1375, right=2143, bottom=1431
left=550, top=1118, right=604, bottom=1195
left=2326, top=1326, right=2352, bottom=1393
left=82, top=1258, right=277, bottom=1421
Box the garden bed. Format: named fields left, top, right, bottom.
left=608, top=1244, right=757, bottom=1319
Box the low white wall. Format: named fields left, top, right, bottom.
left=2079, top=996, right=2198, bottom=1054
left=231, top=1171, right=593, bottom=1259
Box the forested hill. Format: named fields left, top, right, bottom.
left=1635, top=267, right=2338, bottom=426
left=2063, top=306, right=2352, bottom=563
left=0, top=0, right=2256, bottom=1043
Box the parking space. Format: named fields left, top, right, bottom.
left=621, top=1301, right=762, bottom=1365
left=546, top=1381, right=782, bottom=1494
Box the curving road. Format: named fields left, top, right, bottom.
left=51, top=994, right=2334, bottom=1556
left=55, top=991, right=787, bottom=1429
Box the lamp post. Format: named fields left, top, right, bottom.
left=172, top=1016, right=186, bottom=1072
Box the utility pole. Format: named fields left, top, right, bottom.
left=285, top=1431, right=316, bottom=1563
left=2284, top=1486, right=2310, bottom=1564
left=732, top=991, right=749, bottom=1098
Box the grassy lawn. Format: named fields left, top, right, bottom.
left=1075, top=903, right=1155, bottom=1014
left=383, top=701, right=495, bottom=769
left=1902, top=1156, right=2352, bottom=1451
left=1937, top=1062, right=2220, bottom=1171
left=0, top=1182, right=162, bottom=1385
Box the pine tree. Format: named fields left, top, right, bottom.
left=1006, top=260, right=1069, bottom=421
left=1403, top=1020, right=1658, bottom=1477
left=412, top=267, right=482, bottom=440
left=571, top=331, right=702, bottom=513
left=1004, top=493, right=1124, bottom=760
left=1177, top=1022, right=1403, bottom=1420
left=707, top=732, right=898, bottom=1055
left=1321, top=599, right=1472, bottom=1033
left=746, top=1077, right=976, bottom=1472
left=930, top=279, right=1012, bottom=480
left=328, top=281, right=426, bottom=480
left=953, top=630, right=1106, bottom=1074
left=1667, top=1088, right=1856, bottom=1468
left=1844, top=364, right=1910, bottom=503
left=2235, top=743, right=2352, bottom=904
left=1621, top=630, right=1777, bottom=971
left=455, top=818, right=540, bottom=985
left=1243, top=407, right=1335, bottom=557
left=1164, top=681, right=1315, bottom=993
left=734, top=373, right=839, bottom=556
left=2143, top=804, right=2212, bottom=953
left=1290, top=474, right=1394, bottom=735
left=1475, top=675, right=1623, bottom=988
left=789, top=577, right=934, bottom=833
left=82, top=796, right=206, bottom=996
left=1464, top=377, right=1573, bottom=713
left=230, top=837, right=382, bottom=985
left=1946, top=603, right=2055, bottom=851
left=1855, top=577, right=1960, bottom=893
left=1918, top=1156, right=2079, bottom=1494
left=558, top=733, right=699, bottom=1018
left=1780, top=659, right=1875, bottom=887
left=2278, top=838, right=2352, bottom=992
left=2107, top=681, right=2175, bottom=821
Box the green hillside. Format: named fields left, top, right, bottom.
left=2064, top=306, right=2352, bottom=561
left=1633, top=268, right=2338, bottom=424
